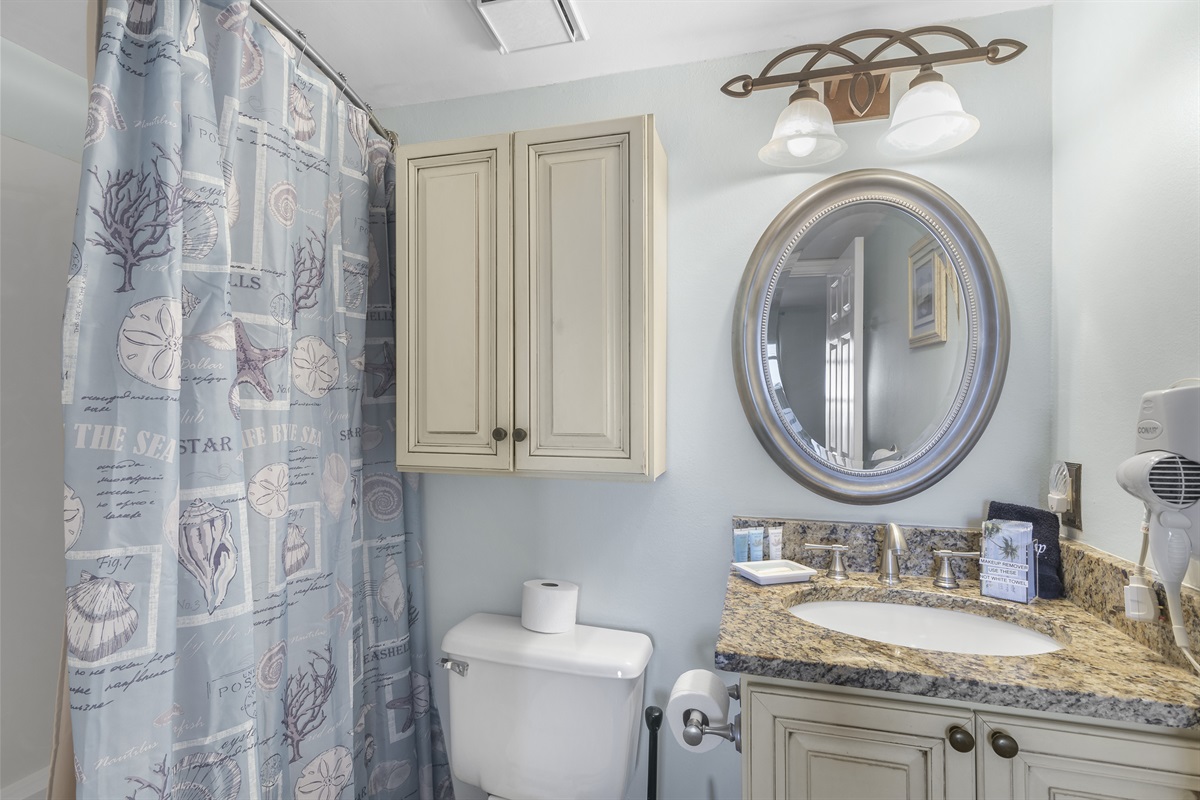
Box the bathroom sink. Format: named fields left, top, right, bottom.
left=789, top=600, right=1062, bottom=656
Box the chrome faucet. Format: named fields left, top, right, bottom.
left=879, top=523, right=908, bottom=585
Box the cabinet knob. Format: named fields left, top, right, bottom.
left=990, top=731, right=1019, bottom=759
left=947, top=725, right=975, bottom=753
left=513, top=428, right=527, bottom=443
left=491, top=427, right=507, bottom=442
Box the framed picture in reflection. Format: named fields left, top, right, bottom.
left=908, top=235, right=947, bottom=347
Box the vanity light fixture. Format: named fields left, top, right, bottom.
left=721, top=26, right=1025, bottom=167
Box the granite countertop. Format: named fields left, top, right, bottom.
left=716, top=569, right=1200, bottom=728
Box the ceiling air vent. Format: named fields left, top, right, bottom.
left=472, top=0, right=589, bottom=54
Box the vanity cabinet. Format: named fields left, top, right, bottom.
left=743, top=680, right=1200, bottom=800
left=394, top=115, right=666, bottom=480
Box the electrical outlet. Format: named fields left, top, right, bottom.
left=1062, top=462, right=1082, bottom=530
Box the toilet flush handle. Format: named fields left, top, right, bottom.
left=439, top=657, right=469, bottom=677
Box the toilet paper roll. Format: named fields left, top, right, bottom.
left=520, top=579, right=579, bottom=633
left=666, top=669, right=731, bottom=754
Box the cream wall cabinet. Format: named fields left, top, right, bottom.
left=743, top=680, right=1200, bottom=800
left=395, top=116, right=666, bottom=480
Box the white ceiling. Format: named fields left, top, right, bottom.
left=1, top=0, right=1050, bottom=109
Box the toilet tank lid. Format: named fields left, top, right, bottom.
left=442, top=613, right=652, bottom=679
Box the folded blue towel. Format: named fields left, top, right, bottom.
left=987, top=501, right=1064, bottom=600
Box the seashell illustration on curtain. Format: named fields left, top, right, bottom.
left=321, top=453, right=349, bottom=516
left=171, top=750, right=243, bottom=800
left=177, top=498, right=239, bottom=615
left=282, top=516, right=311, bottom=578
left=260, top=753, right=284, bottom=800
left=180, top=188, right=218, bottom=261
left=289, top=84, right=317, bottom=143
left=66, top=571, right=139, bottom=662
left=84, top=85, right=125, bottom=148
left=256, top=640, right=288, bottom=691
left=64, top=483, right=84, bottom=552
left=216, top=1, right=264, bottom=88
left=376, top=555, right=405, bottom=623
left=117, top=296, right=183, bottom=390
left=363, top=473, right=404, bottom=521
left=368, top=759, right=411, bottom=797
left=269, top=180, right=297, bottom=228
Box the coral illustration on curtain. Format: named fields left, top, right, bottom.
left=60, top=2, right=453, bottom=798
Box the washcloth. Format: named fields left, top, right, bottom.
left=987, top=501, right=1064, bottom=600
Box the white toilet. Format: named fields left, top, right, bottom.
left=441, top=612, right=653, bottom=800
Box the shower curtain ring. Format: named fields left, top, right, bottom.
left=296, top=29, right=309, bottom=61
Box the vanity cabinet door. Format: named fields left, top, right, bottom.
left=745, top=683, right=976, bottom=800
left=976, top=712, right=1200, bottom=800
left=395, top=135, right=513, bottom=472
left=513, top=116, right=666, bottom=479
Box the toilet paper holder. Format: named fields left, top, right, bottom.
left=681, top=683, right=742, bottom=752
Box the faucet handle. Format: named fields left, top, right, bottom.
left=932, top=549, right=981, bottom=590
left=802, top=543, right=849, bottom=581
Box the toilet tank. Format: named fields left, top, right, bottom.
left=441, top=613, right=653, bottom=800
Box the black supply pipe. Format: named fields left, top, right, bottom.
left=645, top=706, right=663, bottom=800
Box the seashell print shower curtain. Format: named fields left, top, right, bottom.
left=60, top=2, right=453, bottom=798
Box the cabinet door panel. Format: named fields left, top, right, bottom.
left=977, top=713, right=1200, bottom=800
left=784, top=720, right=935, bottom=800
left=745, top=684, right=974, bottom=800
left=515, top=121, right=648, bottom=475
left=396, top=138, right=512, bottom=470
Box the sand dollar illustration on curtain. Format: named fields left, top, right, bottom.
left=293, top=336, right=340, bottom=398
left=295, top=745, right=353, bottom=800
left=247, top=462, right=290, bottom=518
left=64, top=483, right=84, bottom=552
left=117, top=296, right=183, bottom=390
left=66, top=571, right=139, bottom=662
left=363, top=473, right=403, bottom=521
left=177, top=498, right=239, bottom=615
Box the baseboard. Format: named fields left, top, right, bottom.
left=2, top=765, right=48, bottom=800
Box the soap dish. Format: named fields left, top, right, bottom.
left=733, top=560, right=818, bottom=585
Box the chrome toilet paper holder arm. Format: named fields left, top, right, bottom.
left=681, top=683, right=742, bottom=752
left=682, top=709, right=742, bottom=753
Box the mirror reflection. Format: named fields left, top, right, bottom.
left=765, top=203, right=968, bottom=471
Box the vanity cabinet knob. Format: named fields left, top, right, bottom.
left=492, top=427, right=507, bottom=442
left=513, top=428, right=527, bottom=443
left=990, top=731, right=1019, bottom=759
left=947, top=726, right=975, bottom=753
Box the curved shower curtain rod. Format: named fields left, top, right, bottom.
left=249, top=0, right=397, bottom=144
left=88, top=0, right=398, bottom=143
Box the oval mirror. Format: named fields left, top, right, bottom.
left=732, top=169, right=1009, bottom=503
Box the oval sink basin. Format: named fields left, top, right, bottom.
left=789, top=601, right=1062, bottom=656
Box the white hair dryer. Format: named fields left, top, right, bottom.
left=1115, top=383, right=1200, bottom=661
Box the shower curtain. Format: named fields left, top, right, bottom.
left=60, top=2, right=452, bottom=798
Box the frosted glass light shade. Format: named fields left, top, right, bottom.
left=759, top=97, right=847, bottom=167
left=878, top=80, right=980, bottom=157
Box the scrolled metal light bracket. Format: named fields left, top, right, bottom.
left=721, top=26, right=1025, bottom=119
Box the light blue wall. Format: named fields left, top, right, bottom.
left=0, top=38, right=86, bottom=794
left=1051, top=0, right=1200, bottom=579
left=0, top=38, right=88, bottom=162
left=379, top=7, right=1052, bottom=798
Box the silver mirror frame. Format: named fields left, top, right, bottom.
left=732, top=169, right=1010, bottom=504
